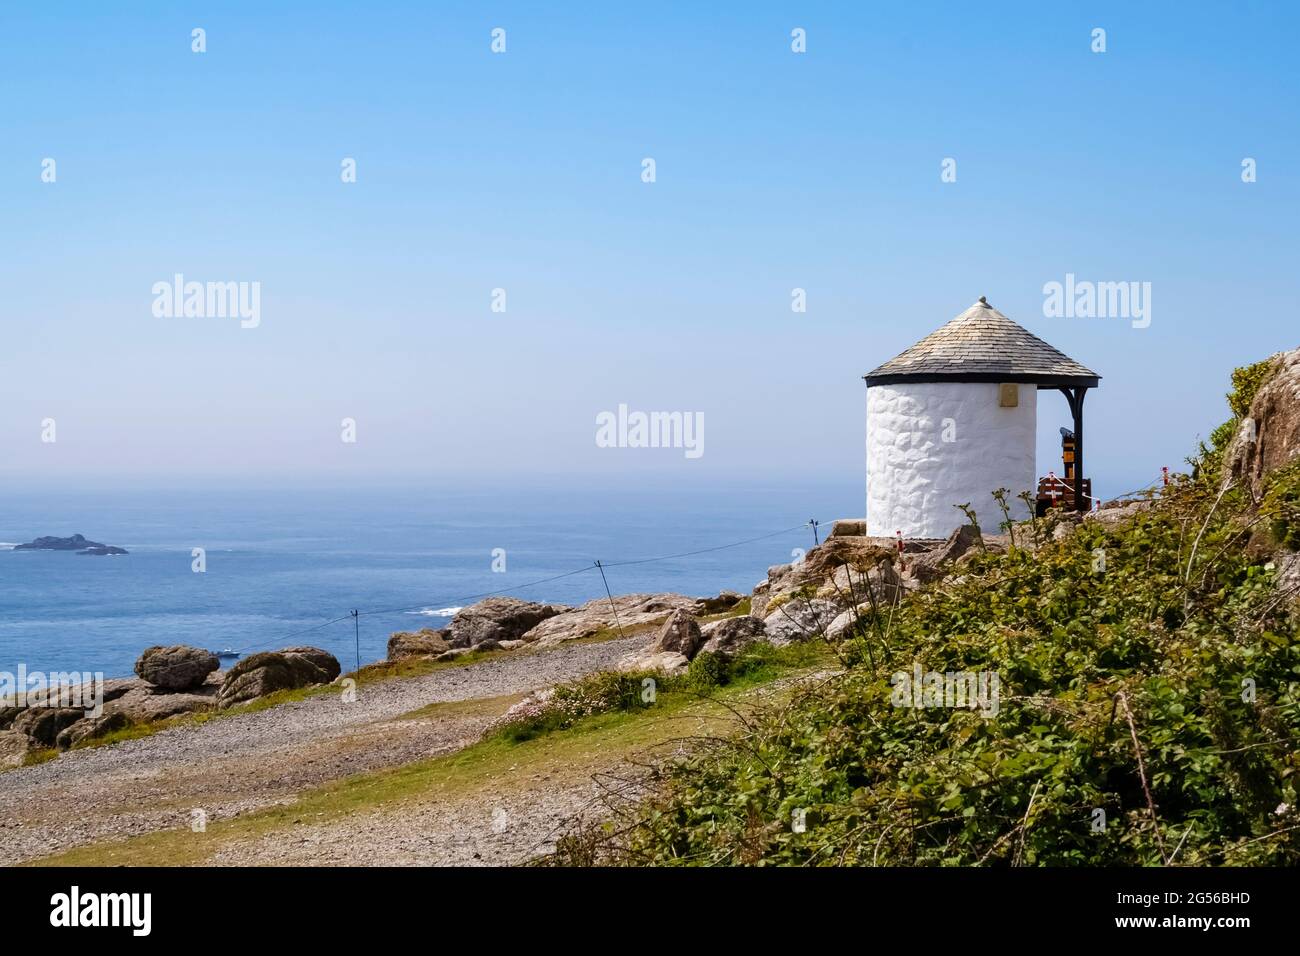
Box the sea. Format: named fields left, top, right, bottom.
left=0, top=481, right=857, bottom=679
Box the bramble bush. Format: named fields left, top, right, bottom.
left=488, top=643, right=822, bottom=744
left=489, top=671, right=656, bottom=743
left=1205, top=356, right=1276, bottom=466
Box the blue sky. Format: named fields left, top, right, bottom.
left=1, top=1, right=1296, bottom=496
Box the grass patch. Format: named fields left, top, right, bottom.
left=714, top=639, right=828, bottom=686
left=20, top=747, right=58, bottom=767
left=394, top=693, right=525, bottom=722
left=69, top=721, right=186, bottom=751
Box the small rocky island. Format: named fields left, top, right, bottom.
left=13, top=534, right=127, bottom=556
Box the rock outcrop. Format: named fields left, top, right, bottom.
left=387, top=628, right=451, bottom=660
left=107, top=687, right=217, bottom=723
left=817, top=557, right=904, bottom=603
left=523, top=593, right=710, bottom=647
left=1226, top=348, right=1300, bottom=499
left=216, top=646, right=340, bottom=709
left=447, top=597, right=568, bottom=648
left=1274, top=551, right=1300, bottom=608
left=0, top=669, right=230, bottom=755
left=905, top=524, right=981, bottom=584
left=645, top=609, right=704, bottom=658
left=617, top=650, right=690, bottom=675
left=693, top=591, right=745, bottom=615
left=751, top=569, right=817, bottom=620
left=1087, top=498, right=1153, bottom=529
left=762, top=598, right=842, bottom=645
left=391, top=591, right=747, bottom=657
left=801, top=535, right=898, bottom=580
left=0, top=730, right=30, bottom=769
left=55, top=712, right=131, bottom=750
left=616, top=609, right=707, bottom=674
left=135, top=645, right=220, bottom=691
left=829, top=519, right=866, bottom=537
left=825, top=605, right=870, bottom=641
left=616, top=600, right=786, bottom=673
left=13, top=533, right=127, bottom=555
left=10, top=707, right=85, bottom=747
left=751, top=536, right=896, bottom=618
left=699, top=615, right=768, bottom=659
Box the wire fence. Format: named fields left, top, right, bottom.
left=223, top=519, right=822, bottom=663
left=104, top=468, right=1182, bottom=678
left=231, top=471, right=1175, bottom=666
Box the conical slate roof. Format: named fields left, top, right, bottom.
left=863, top=297, right=1100, bottom=387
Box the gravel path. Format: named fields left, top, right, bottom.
left=208, top=751, right=661, bottom=867
left=208, top=671, right=837, bottom=866
left=0, top=634, right=645, bottom=864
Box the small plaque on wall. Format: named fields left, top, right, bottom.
left=999, top=383, right=1019, bottom=407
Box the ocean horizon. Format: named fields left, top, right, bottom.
left=0, top=480, right=858, bottom=678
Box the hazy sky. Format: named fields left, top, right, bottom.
left=1, top=1, right=1296, bottom=495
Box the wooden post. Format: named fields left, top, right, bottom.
left=1071, top=387, right=1088, bottom=513
left=1057, top=386, right=1090, bottom=513
left=351, top=609, right=360, bottom=673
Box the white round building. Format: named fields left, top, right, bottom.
left=864, top=297, right=1100, bottom=539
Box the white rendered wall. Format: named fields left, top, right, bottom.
left=866, top=382, right=1036, bottom=539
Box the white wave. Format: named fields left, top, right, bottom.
left=406, top=606, right=463, bottom=617
left=0, top=543, right=17, bottom=550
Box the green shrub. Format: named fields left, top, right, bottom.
left=684, top=651, right=726, bottom=690
left=490, top=642, right=828, bottom=744
left=1263, top=460, right=1300, bottom=550
left=1208, top=418, right=1238, bottom=456
left=1199, top=358, right=1280, bottom=473
left=489, top=670, right=657, bottom=742
left=1227, top=358, right=1277, bottom=419
left=558, top=670, right=648, bottom=713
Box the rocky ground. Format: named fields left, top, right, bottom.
left=0, top=633, right=645, bottom=864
